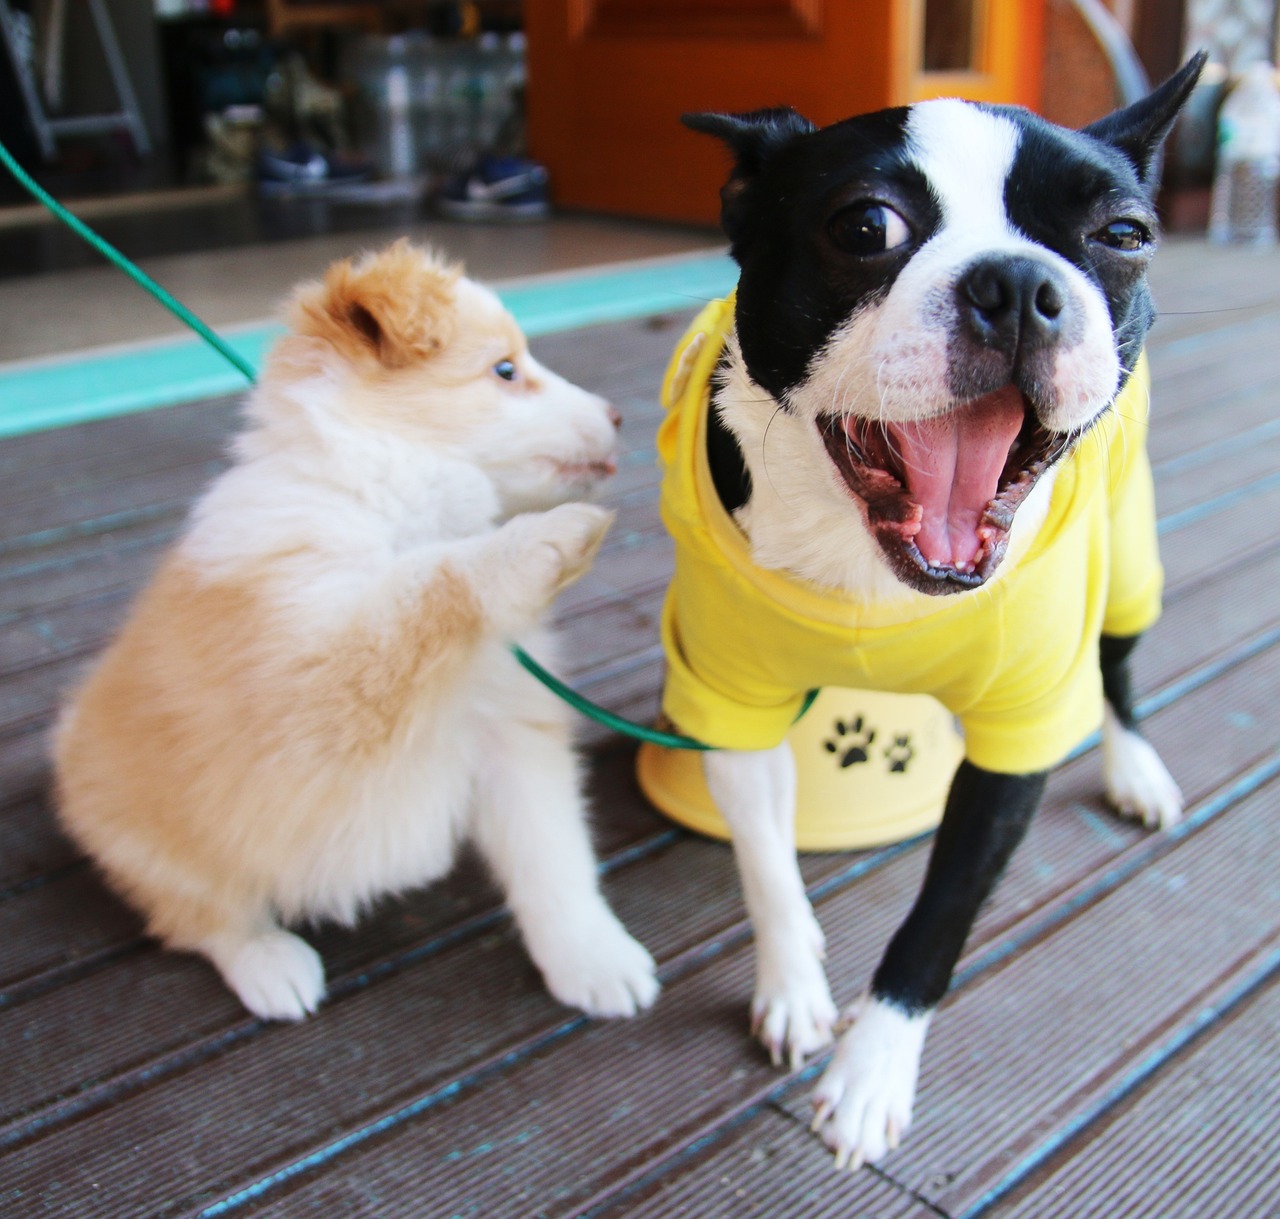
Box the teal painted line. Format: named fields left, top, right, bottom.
left=0, top=327, right=281, bottom=439
left=501, top=253, right=735, bottom=338
left=0, top=252, right=736, bottom=442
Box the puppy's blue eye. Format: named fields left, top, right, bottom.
left=828, top=203, right=911, bottom=256
left=493, top=359, right=518, bottom=381
left=1094, top=220, right=1149, bottom=252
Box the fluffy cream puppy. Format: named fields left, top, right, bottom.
left=53, top=240, right=659, bottom=1022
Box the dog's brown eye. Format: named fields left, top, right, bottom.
left=493, top=359, right=518, bottom=381
left=1094, top=220, right=1149, bottom=252
left=828, top=203, right=911, bottom=256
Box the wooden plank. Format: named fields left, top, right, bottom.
left=0, top=396, right=238, bottom=476
left=503, top=1107, right=940, bottom=1219
left=0, top=745, right=669, bottom=997
left=0, top=587, right=134, bottom=675
left=5, top=635, right=1256, bottom=1219
left=210, top=672, right=1277, bottom=1219
left=0, top=800, right=78, bottom=890
left=0, top=416, right=235, bottom=518
left=0, top=727, right=51, bottom=811
left=1159, top=480, right=1280, bottom=595
left=1144, top=239, right=1280, bottom=346
left=1151, top=417, right=1280, bottom=516
left=0, top=461, right=227, bottom=548
left=987, top=973, right=1280, bottom=1219
left=0, top=837, right=885, bottom=1214
left=1148, top=381, right=1280, bottom=469
left=826, top=778, right=1280, bottom=1217
left=0, top=521, right=174, bottom=619
left=1, top=241, right=1276, bottom=1219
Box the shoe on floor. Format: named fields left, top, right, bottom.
left=438, top=156, right=550, bottom=220
left=257, top=143, right=371, bottom=195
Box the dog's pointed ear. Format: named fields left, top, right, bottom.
left=683, top=107, right=815, bottom=241
left=291, top=239, right=461, bottom=369
left=1082, top=51, right=1208, bottom=191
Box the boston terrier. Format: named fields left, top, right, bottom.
left=657, top=54, right=1205, bottom=1168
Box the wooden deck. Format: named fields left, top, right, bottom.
left=2, top=237, right=1279, bottom=1217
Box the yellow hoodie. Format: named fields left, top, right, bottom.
left=656, top=296, right=1163, bottom=774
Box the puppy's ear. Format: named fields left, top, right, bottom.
left=683, top=107, right=815, bottom=242
left=290, top=239, right=461, bottom=370
left=1082, top=51, right=1208, bottom=192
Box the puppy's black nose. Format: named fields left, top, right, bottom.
left=957, top=256, right=1067, bottom=356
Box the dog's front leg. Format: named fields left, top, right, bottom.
left=811, top=761, right=1046, bottom=1168
left=1100, top=632, right=1183, bottom=829
left=705, top=745, right=837, bottom=1067
left=471, top=718, right=659, bottom=1019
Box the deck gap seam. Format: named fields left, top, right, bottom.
left=956, top=941, right=1280, bottom=1219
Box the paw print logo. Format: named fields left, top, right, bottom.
left=824, top=716, right=876, bottom=768
left=884, top=735, right=914, bottom=774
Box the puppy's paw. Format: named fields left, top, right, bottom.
left=490, top=504, right=613, bottom=628
left=1102, top=708, right=1183, bottom=831
left=535, top=912, right=660, bottom=1019
left=810, top=997, right=930, bottom=1170
left=518, top=502, right=614, bottom=592
left=206, top=928, right=326, bottom=1022
left=751, top=918, right=837, bottom=1069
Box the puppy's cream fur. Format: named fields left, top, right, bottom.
left=53, top=240, right=659, bottom=1022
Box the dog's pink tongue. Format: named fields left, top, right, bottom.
left=889, top=388, right=1025, bottom=570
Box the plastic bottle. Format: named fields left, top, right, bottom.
left=383, top=37, right=416, bottom=179
left=410, top=36, right=444, bottom=169
left=1208, top=62, right=1280, bottom=246
left=473, top=32, right=507, bottom=155
left=439, top=41, right=476, bottom=170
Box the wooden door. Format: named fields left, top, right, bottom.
left=524, top=0, right=1045, bottom=224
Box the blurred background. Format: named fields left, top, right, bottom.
left=1, top=0, right=1277, bottom=250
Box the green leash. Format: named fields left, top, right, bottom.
left=0, top=137, right=817, bottom=751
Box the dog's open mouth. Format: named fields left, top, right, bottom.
left=818, top=386, right=1063, bottom=593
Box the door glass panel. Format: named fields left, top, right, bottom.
left=923, top=0, right=980, bottom=72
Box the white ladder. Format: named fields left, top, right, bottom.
left=0, top=0, right=151, bottom=161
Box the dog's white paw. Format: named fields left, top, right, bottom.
left=751, top=916, right=837, bottom=1068
left=520, top=503, right=615, bottom=594
left=535, top=913, right=659, bottom=1019
left=1102, top=707, right=1183, bottom=830
left=810, top=997, right=930, bottom=1170
left=206, top=928, right=326, bottom=1021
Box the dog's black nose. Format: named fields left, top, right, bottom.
left=956, top=256, right=1067, bottom=356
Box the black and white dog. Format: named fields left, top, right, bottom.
left=667, top=56, right=1205, bottom=1168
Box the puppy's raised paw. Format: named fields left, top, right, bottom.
left=489, top=503, right=614, bottom=629
left=531, top=502, right=615, bottom=593
left=1102, top=707, right=1183, bottom=831
left=810, top=997, right=929, bottom=1170
left=204, top=927, right=326, bottom=1022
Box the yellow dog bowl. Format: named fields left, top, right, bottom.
left=636, top=689, right=964, bottom=851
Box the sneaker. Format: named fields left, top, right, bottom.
left=437, top=155, right=550, bottom=220
left=257, top=143, right=371, bottom=196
